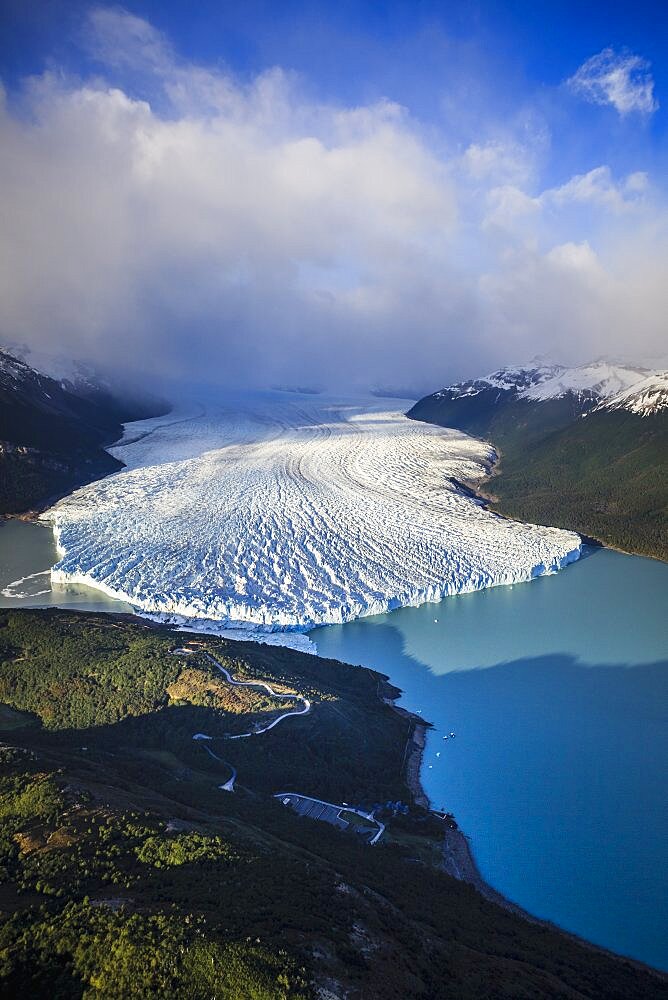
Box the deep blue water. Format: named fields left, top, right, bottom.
left=310, top=547, right=668, bottom=970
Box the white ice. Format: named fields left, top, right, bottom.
left=1, top=570, right=52, bottom=599
left=595, top=371, right=668, bottom=416
left=521, top=362, right=648, bottom=401
left=43, top=391, right=581, bottom=638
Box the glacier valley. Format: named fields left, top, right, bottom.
left=43, top=391, right=582, bottom=642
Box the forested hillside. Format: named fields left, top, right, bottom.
left=486, top=408, right=668, bottom=560
left=1, top=610, right=666, bottom=998
left=408, top=365, right=668, bottom=560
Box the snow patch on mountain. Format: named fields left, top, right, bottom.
left=431, top=360, right=653, bottom=407
left=1, top=344, right=110, bottom=397
left=0, top=349, right=41, bottom=387
left=435, top=363, right=563, bottom=400
left=595, top=371, right=668, bottom=416
left=42, top=392, right=581, bottom=637
left=520, top=362, right=649, bottom=402
left=0, top=348, right=61, bottom=403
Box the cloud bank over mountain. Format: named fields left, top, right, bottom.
left=0, top=8, right=666, bottom=392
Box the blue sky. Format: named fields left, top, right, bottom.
left=0, top=1, right=666, bottom=388
left=3, top=2, right=666, bottom=121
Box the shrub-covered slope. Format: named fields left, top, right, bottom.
left=408, top=365, right=668, bottom=560
left=486, top=408, right=668, bottom=560
left=0, top=609, right=666, bottom=999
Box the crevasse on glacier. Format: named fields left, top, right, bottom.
left=44, top=392, right=581, bottom=635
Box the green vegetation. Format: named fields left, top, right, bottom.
left=0, top=614, right=303, bottom=740
left=0, top=447, right=121, bottom=517
left=0, top=609, right=666, bottom=998
left=166, top=665, right=303, bottom=730
left=489, top=409, right=668, bottom=560
left=135, top=831, right=239, bottom=868
left=0, top=706, right=38, bottom=732
left=338, top=810, right=377, bottom=832
left=408, top=394, right=668, bottom=560
left=0, top=610, right=412, bottom=803
left=1, top=901, right=305, bottom=999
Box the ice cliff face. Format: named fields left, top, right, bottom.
left=43, top=392, right=581, bottom=635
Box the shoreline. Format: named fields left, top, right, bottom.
left=390, top=682, right=668, bottom=980
left=458, top=443, right=667, bottom=565
left=378, top=678, right=431, bottom=810
left=384, top=680, right=668, bottom=980
left=400, top=717, right=431, bottom=811
left=3, top=605, right=667, bottom=981
left=439, top=823, right=529, bottom=916
left=380, top=677, right=523, bottom=911
left=381, top=676, right=593, bottom=925
left=382, top=679, right=526, bottom=914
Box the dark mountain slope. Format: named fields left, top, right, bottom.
left=0, top=350, right=167, bottom=514
left=409, top=389, right=587, bottom=451
left=408, top=364, right=668, bottom=560
left=487, top=408, right=668, bottom=560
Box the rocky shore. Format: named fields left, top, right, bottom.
left=402, top=719, right=430, bottom=810
left=381, top=676, right=532, bottom=915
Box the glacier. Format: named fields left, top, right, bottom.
left=43, top=391, right=582, bottom=640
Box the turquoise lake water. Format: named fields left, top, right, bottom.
left=0, top=520, right=133, bottom=614
left=2, top=519, right=666, bottom=969
left=310, top=547, right=668, bottom=971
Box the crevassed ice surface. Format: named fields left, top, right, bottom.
left=44, top=392, right=581, bottom=634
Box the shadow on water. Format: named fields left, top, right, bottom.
left=314, top=618, right=668, bottom=970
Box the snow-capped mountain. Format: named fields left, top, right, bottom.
left=408, top=359, right=640, bottom=446
left=0, top=348, right=53, bottom=396
left=434, top=363, right=564, bottom=400
left=433, top=360, right=650, bottom=406
left=408, top=357, right=667, bottom=561
left=0, top=348, right=119, bottom=447
left=595, top=372, right=668, bottom=417
left=521, top=362, right=649, bottom=403
left=3, top=343, right=112, bottom=397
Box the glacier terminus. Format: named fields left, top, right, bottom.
left=43, top=391, right=582, bottom=639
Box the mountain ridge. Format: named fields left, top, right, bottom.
left=0, top=348, right=169, bottom=516
left=408, top=359, right=668, bottom=560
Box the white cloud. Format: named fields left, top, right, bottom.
left=566, top=48, right=658, bottom=116
left=462, top=140, right=531, bottom=186
left=542, top=166, right=648, bottom=212
left=0, top=10, right=666, bottom=390
left=483, top=185, right=539, bottom=233
left=482, top=166, right=646, bottom=239
left=0, top=13, right=463, bottom=389
left=84, top=6, right=174, bottom=73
